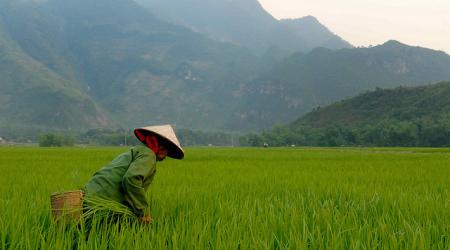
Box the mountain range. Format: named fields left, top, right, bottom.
left=230, top=40, right=450, bottom=130
left=0, top=0, right=261, bottom=134
left=135, top=0, right=352, bottom=54
left=1, top=0, right=450, bottom=138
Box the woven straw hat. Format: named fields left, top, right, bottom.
left=134, top=124, right=184, bottom=159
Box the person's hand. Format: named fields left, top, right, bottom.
left=139, top=215, right=153, bottom=224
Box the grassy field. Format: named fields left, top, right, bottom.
left=1, top=146, right=450, bottom=249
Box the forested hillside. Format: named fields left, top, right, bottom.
left=250, top=81, right=450, bottom=147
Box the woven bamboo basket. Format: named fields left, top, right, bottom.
left=50, top=190, right=84, bottom=223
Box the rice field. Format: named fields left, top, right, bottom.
left=1, top=146, right=450, bottom=249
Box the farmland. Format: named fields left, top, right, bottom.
left=1, top=147, right=450, bottom=249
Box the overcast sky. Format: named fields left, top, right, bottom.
left=258, top=0, right=450, bottom=54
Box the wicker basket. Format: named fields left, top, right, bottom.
left=50, top=190, right=84, bottom=223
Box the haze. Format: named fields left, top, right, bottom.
left=259, top=0, right=450, bottom=54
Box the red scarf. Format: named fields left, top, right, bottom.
left=136, top=131, right=159, bottom=154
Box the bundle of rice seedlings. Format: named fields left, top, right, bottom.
left=82, top=196, right=136, bottom=222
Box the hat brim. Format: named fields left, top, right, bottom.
left=134, top=129, right=184, bottom=159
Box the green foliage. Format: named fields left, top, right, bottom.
left=39, top=133, right=74, bottom=147
left=176, top=129, right=241, bottom=146
left=78, top=128, right=242, bottom=147
left=1, top=147, right=450, bottom=248
left=78, top=129, right=139, bottom=146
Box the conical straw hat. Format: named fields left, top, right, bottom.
left=134, top=124, right=184, bottom=159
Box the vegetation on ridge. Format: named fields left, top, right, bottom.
left=250, top=81, right=450, bottom=147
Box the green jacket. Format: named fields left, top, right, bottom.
left=84, top=145, right=156, bottom=217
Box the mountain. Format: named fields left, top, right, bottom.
left=295, top=81, right=450, bottom=128
left=0, top=2, right=109, bottom=134
left=251, top=81, right=450, bottom=147
left=0, top=0, right=260, bottom=133
left=230, top=41, right=450, bottom=131
left=280, top=16, right=351, bottom=50
left=134, top=0, right=352, bottom=54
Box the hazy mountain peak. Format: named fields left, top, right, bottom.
left=382, top=40, right=405, bottom=47
left=136, top=0, right=352, bottom=53
left=376, top=40, right=448, bottom=56
left=281, top=15, right=319, bottom=24
left=279, top=16, right=352, bottom=50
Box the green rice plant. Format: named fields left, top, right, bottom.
left=82, top=195, right=136, bottom=220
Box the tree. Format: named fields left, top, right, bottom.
left=39, top=133, right=74, bottom=147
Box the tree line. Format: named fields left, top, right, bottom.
left=243, top=118, right=450, bottom=147
left=3, top=119, right=450, bottom=147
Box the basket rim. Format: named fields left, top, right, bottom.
left=51, top=190, right=84, bottom=197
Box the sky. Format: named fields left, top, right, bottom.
left=258, top=0, right=450, bottom=54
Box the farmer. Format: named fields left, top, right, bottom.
left=83, top=124, right=184, bottom=224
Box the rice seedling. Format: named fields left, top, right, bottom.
left=82, top=195, right=136, bottom=220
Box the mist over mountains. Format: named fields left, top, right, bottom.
left=1, top=0, right=450, bottom=138
left=136, top=0, right=352, bottom=54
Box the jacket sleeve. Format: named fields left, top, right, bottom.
left=122, top=148, right=156, bottom=217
